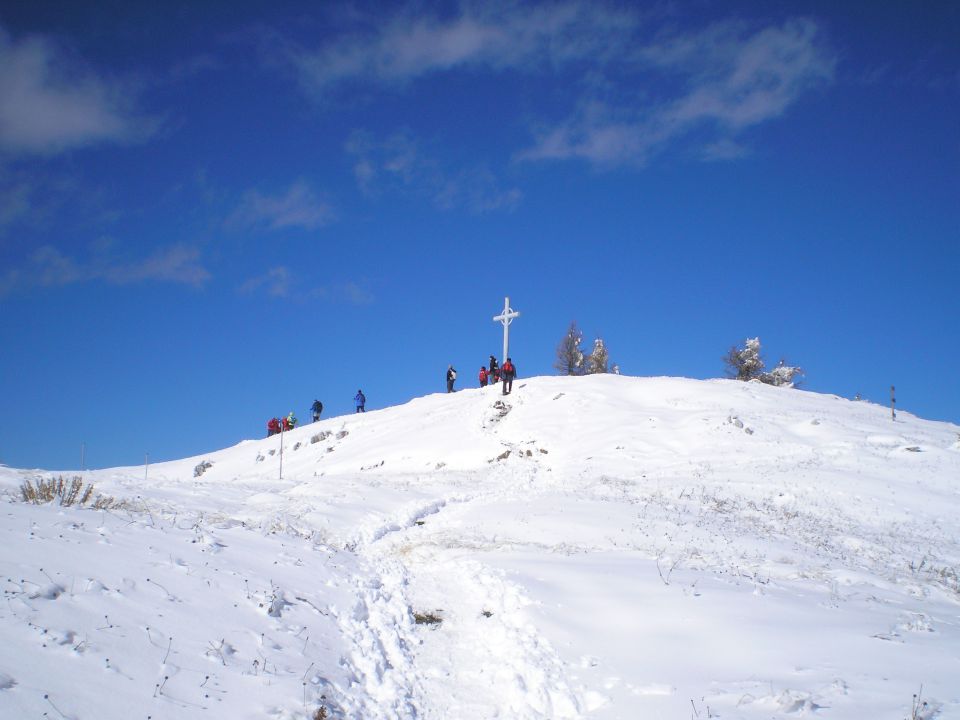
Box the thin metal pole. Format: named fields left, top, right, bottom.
left=279, top=425, right=284, bottom=481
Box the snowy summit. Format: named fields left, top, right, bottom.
left=1, top=375, right=958, bottom=719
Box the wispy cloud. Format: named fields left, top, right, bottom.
left=520, top=19, right=835, bottom=167
left=238, top=266, right=292, bottom=297
left=346, top=131, right=521, bottom=213
left=701, top=138, right=750, bottom=162
left=0, top=26, right=156, bottom=155
left=288, top=2, right=636, bottom=95
left=227, top=180, right=334, bottom=232
left=281, top=5, right=833, bottom=170
left=238, top=268, right=374, bottom=305
left=0, top=242, right=209, bottom=296
left=311, top=281, right=375, bottom=306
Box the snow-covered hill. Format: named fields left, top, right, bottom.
left=1, top=375, right=958, bottom=719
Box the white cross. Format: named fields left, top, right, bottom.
left=492, top=296, right=520, bottom=363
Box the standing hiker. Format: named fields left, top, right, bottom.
left=355, top=390, right=366, bottom=413
left=501, top=357, right=516, bottom=395
left=446, top=365, right=457, bottom=393
left=311, top=399, right=323, bottom=422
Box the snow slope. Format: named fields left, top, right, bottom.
left=1, top=375, right=958, bottom=719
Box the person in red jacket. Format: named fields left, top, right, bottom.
left=501, top=357, right=516, bottom=395
left=479, top=366, right=489, bottom=387
left=267, top=417, right=281, bottom=437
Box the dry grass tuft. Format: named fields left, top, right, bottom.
left=19, top=476, right=119, bottom=509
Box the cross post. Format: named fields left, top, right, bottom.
left=492, top=296, right=520, bottom=363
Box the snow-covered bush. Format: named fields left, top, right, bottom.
left=724, top=337, right=802, bottom=387
left=760, top=361, right=804, bottom=388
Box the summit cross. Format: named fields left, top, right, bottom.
left=492, top=296, right=521, bottom=363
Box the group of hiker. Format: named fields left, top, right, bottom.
left=265, top=356, right=518, bottom=436
left=266, top=412, right=298, bottom=436
left=265, top=392, right=368, bottom=435
left=448, top=354, right=518, bottom=395
left=266, top=399, right=325, bottom=436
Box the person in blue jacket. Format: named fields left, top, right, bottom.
left=355, top=390, right=366, bottom=413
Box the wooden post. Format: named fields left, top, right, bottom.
left=890, top=385, right=896, bottom=420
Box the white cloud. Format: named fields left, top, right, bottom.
left=0, top=242, right=210, bottom=296
left=701, top=138, right=750, bottom=161
left=238, top=266, right=292, bottom=297
left=101, top=244, right=210, bottom=286
left=227, top=181, right=334, bottom=232
left=285, top=7, right=833, bottom=171
left=520, top=19, right=835, bottom=167
left=314, top=281, right=375, bottom=305
left=346, top=130, right=522, bottom=213
left=290, top=1, right=636, bottom=94
left=0, top=26, right=155, bottom=155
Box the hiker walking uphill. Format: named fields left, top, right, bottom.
left=479, top=366, right=488, bottom=387
left=311, top=399, right=323, bottom=422
left=266, top=417, right=281, bottom=437
left=489, top=355, right=500, bottom=384
left=355, top=390, right=366, bottom=413
left=501, top=357, right=517, bottom=395
left=283, top=411, right=297, bottom=431
left=446, top=365, right=457, bottom=393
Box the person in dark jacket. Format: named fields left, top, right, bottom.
left=311, top=399, right=323, bottom=422
left=446, top=365, right=457, bottom=393
left=479, top=366, right=488, bottom=387
left=501, top=357, right=516, bottom=395
left=489, top=355, right=500, bottom=383
left=355, top=390, right=366, bottom=413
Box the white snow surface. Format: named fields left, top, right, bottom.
left=1, top=375, right=958, bottom=719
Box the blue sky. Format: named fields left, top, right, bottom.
left=1, top=1, right=957, bottom=470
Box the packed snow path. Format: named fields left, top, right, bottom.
left=2, top=375, right=958, bottom=719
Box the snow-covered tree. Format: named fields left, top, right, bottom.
left=586, top=337, right=612, bottom=374
left=555, top=321, right=585, bottom=375
left=723, top=337, right=765, bottom=381
left=724, top=337, right=802, bottom=387
left=760, top=360, right=803, bottom=388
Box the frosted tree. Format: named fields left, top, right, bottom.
left=724, top=337, right=802, bottom=387
left=723, top=337, right=765, bottom=381
left=554, top=321, right=585, bottom=375
left=761, top=360, right=803, bottom=388
left=586, top=337, right=612, bottom=374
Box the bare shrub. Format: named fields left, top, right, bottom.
left=20, top=476, right=98, bottom=507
